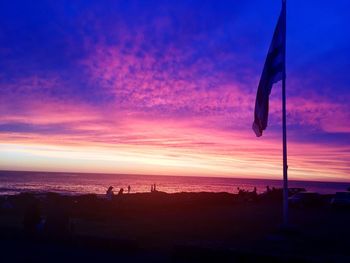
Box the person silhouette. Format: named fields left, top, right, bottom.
left=127, top=185, right=131, bottom=194
left=106, top=186, right=114, bottom=200
left=118, top=188, right=124, bottom=195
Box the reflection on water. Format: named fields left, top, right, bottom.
left=0, top=170, right=349, bottom=195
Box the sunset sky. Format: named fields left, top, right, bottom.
left=1, top=0, right=349, bottom=182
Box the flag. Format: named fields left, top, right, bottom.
left=253, top=2, right=286, bottom=137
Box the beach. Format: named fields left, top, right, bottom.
left=1, top=191, right=350, bottom=262
left=2, top=0, right=350, bottom=262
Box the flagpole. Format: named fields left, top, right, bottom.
left=282, top=0, right=288, bottom=227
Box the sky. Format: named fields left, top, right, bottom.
left=0, top=0, right=349, bottom=182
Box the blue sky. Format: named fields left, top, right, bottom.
left=0, top=0, right=349, bottom=181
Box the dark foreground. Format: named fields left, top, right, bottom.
left=0, top=191, right=350, bottom=262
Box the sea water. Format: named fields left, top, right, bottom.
left=0, top=170, right=348, bottom=195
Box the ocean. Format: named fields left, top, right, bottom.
left=0, top=170, right=349, bottom=196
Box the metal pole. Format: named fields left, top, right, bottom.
left=282, top=0, right=288, bottom=227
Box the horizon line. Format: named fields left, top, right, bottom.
left=1, top=169, right=350, bottom=184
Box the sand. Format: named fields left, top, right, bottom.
left=0, top=191, right=349, bottom=262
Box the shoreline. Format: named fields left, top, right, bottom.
left=2, top=169, right=350, bottom=185
left=1, top=170, right=350, bottom=196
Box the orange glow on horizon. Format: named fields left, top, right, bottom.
left=1, top=116, right=349, bottom=182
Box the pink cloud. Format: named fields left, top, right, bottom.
left=1, top=109, right=349, bottom=181
left=1, top=11, right=349, bottom=181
